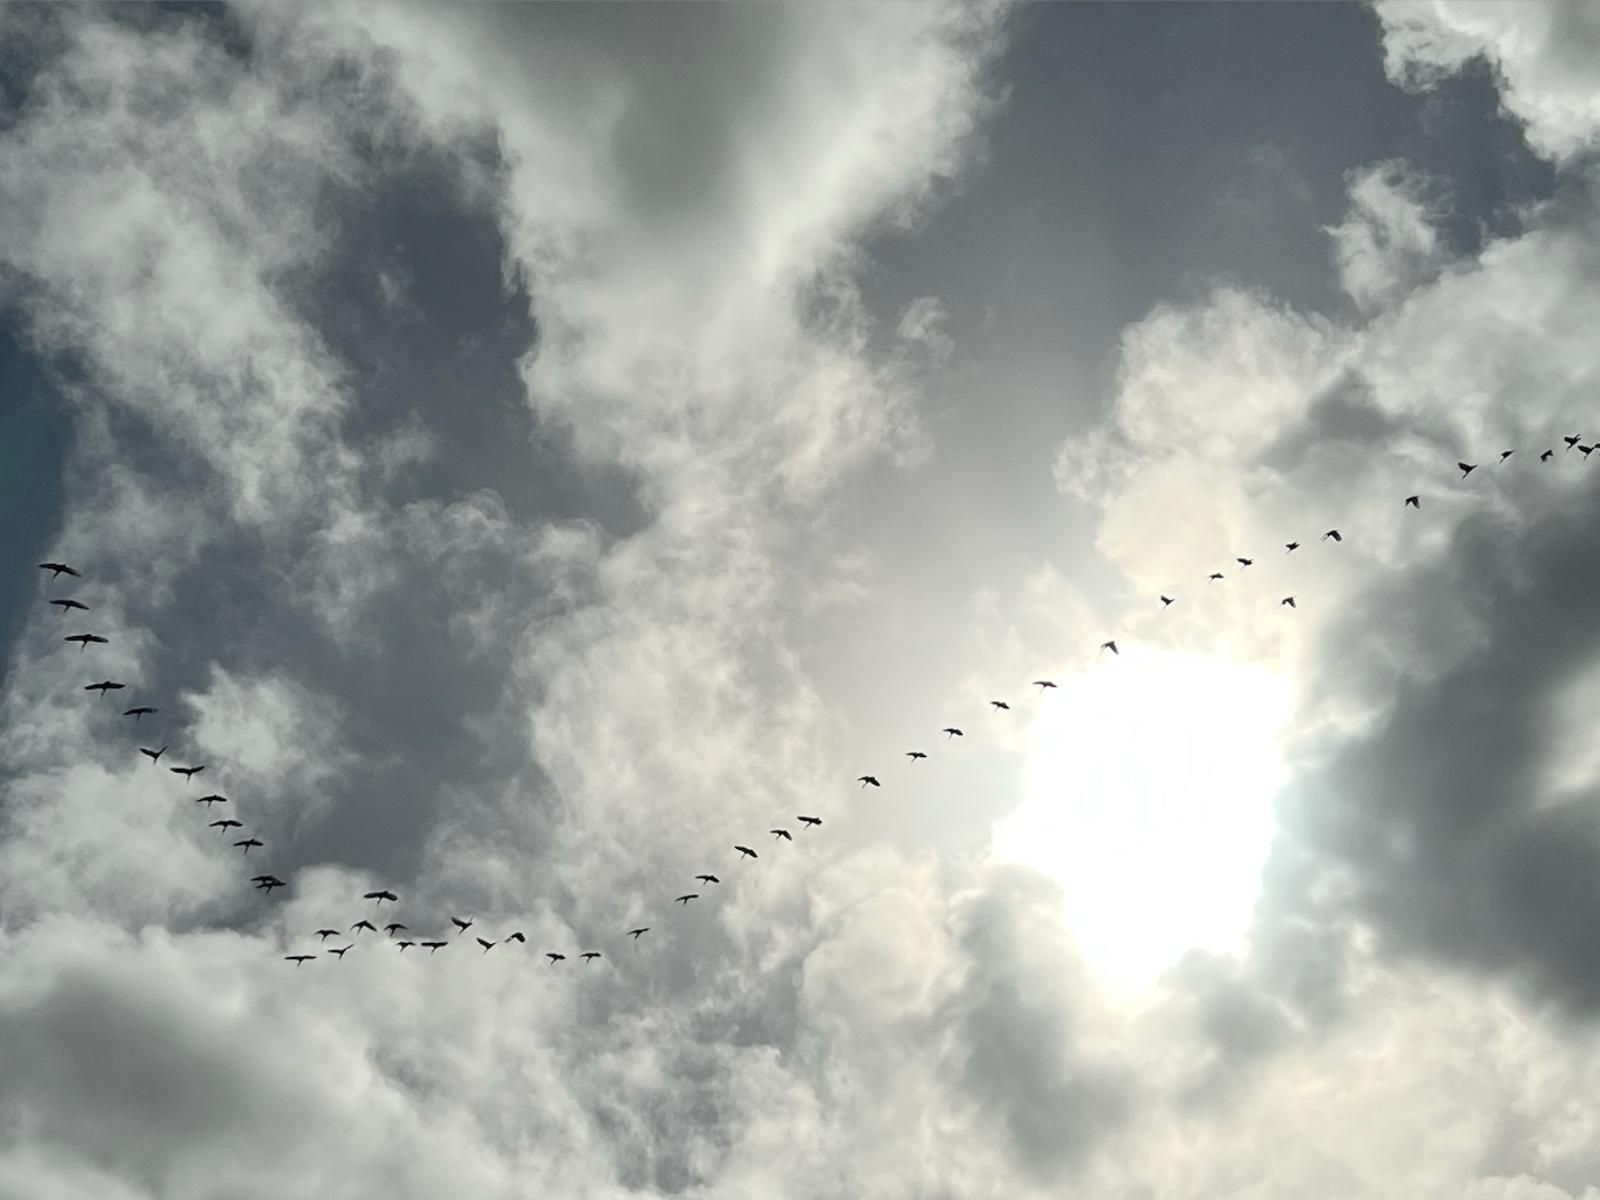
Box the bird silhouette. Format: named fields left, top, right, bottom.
left=364, top=890, right=398, bottom=907
left=507, top=932, right=526, bottom=944
left=209, top=818, right=241, bottom=832
left=384, top=923, right=407, bottom=936
left=351, top=920, right=377, bottom=935
left=770, top=828, right=792, bottom=841
left=735, top=845, right=758, bottom=859
left=675, top=894, right=699, bottom=905
left=694, top=874, right=720, bottom=885
left=1582, top=445, right=1597, bottom=459
left=1499, top=449, right=1514, bottom=462
left=990, top=700, right=1010, bottom=711
left=285, top=955, right=315, bottom=967
left=1541, top=449, right=1554, bottom=461
left=1281, top=596, right=1296, bottom=609
left=39, top=562, right=80, bottom=579
left=1321, top=529, right=1342, bottom=542
left=1101, top=640, right=1118, bottom=655
left=1566, top=435, right=1582, bottom=450
left=63, top=633, right=107, bottom=651
left=942, top=727, right=963, bottom=739
left=315, top=929, right=340, bottom=941
left=256, top=877, right=286, bottom=893
left=49, top=598, right=89, bottom=613
left=330, top=946, right=352, bottom=959
left=84, top=680, right=124, bottom=696
left=797, top=815, right=822, bottom=828
left=195, top=793, right=227, bottom=806
left=396, top=941, right=415, bottom=952
left=1208, top=572, right=1224, bottom=581
left=123, top=706, right=157, bottom=721
left=1404, top=495, right=1420, bottom=509
left=546, top=952, right=566, bottom=963
left=170, top=765, right=205, bottom=781
left=906, top=750, right=928, bottom=760
left=451, top=917, right=473, bottom=933
left=1458, top=461, right=1477, bottom=477
left=234, top=838, right=263, bottom=854
left=139, top=745, right=167, bottom=763
left=1160, top=595, right=1174, bottom=606
left=1033, top=679, right=1057, bottom=689
left=858, top=775, right=881, bottom=788
left=1285, top=541, right=1300, bottom=553
left=1236, top=557, right=1253, bottom=568
left=477, top=938, right=496, bottom=953
left=627, top=928, right=649, bottom=940
left=422, top=941, right=447, bottom=954
left=580, top=952, right=601, bottom=963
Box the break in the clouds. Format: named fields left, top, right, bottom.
left=6, top=2, right=1600, bottom=1198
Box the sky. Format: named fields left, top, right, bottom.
left=3, top=1, right=1600, bottom=1197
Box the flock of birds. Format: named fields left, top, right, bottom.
left=25, top=436, right=1598, bottom=968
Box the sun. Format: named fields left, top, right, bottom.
left=991, top=643, right=1293, bottom=995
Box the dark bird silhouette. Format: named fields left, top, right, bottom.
left=1541, top=449, right=1554, bottom=461
left=39, top=563, right=80, bottom=579
left=1160, top=595, right=1175, bottom=606
left=1236, top=557, right=1253, bottom=568
left=364, top=890, right=398, bottom=907
left=196, top=793, right=227, bottom=806
left=350, top=920, right=376, bottom=935
left=941, top=727, right=963, bottom=739
left=771, top=829, right=792, bottom=841
left=675, top=894, right=699, bottom=905
left=1458, top=461, right=1477, bottom=477
left=1208, top=572, right=1224, bottom=581
left=234, top=838, right=263, bottom=854
left=1404, top=495, right=1420, bottom=509
left=49, top=598, right=89, bottom=613
left=1033, top=679, right=1057, bottom=689
left=906, top=750, right=928, bottom=760
left=1101, top=640, right=1118, bottom=655
left=285, top=955, right=315, bottom=967
left=694, top=874, right=720, bottom=885
left=1281, top=596, right=1296, bottom=609
left=396, top=941, right=415, bottom=952
left=170, top=765, right=205, bottom=781
left=580, top=952, right=601, bottom=963
left=1566, top=435, right=1582, bottom=450
left=330, top=946, right=352, bottom=960
left=209, top=818, right=241, bottom=832
left=507, top=932, right=526, bottom=944
left=255, top=876, right=286, bottom=894
left=451, top=917, right=473, bottom=933
left=1500, top=449, right=1514, bottom=462
left=85, top=680, right=124, bottom=696
left=123, top=706, right=157, bottom=721
left=477, top=938, right=496, bottom=953
left=990, top=700, right=1010, bottom=711
left=63, top=634, right=107, bottom=651
left=422, top=941, right=447, bottom=954
left=1582, top=445, right=1597, bottom=459
left=1321, top=529, right=1342, bottom=542
left=546, top=952, right=566, bottom=963
left=139, top=745, right=167, bottom=763
left=315, top=929, right=340, bottom=941
left=797, top=815, right=822, bottom=828
left=1285, top=541, right=1300, bottom=553
left=384, top=923, right=407, bottom=936
left=628, top=928, right=649, bottom=939
left=858, top=775, right=881, bottom=788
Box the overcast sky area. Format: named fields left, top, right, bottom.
left=5, top=1, right=1600, bottom=1196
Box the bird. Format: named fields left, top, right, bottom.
left=384, top=923, right=407, bottom=936
left=580, top=952, right=601, bottom=963
left=1236, top=557, right=1253, bottom=568
left=906, top=750, right=928, bottom=761
left=138, top=745, right=167, bottom=763
left=252, top=874, right=285, bottom=893
left=627, top=928, right=649, bottom=939
left=1583, top=445, right=1598, bottom=459
left=694, top=874, right=720, bottom=885
left=1208, top=572, right=1224, bottom=581
left=49, top=598, right=89, bottom=613
left=1566, top=434, right=1582, bottom=450
left=451, top=917, right=473, bottom=933
left=1458, top=461, right=1477, bottom=477
left=797, top=815, right=822, bottom=828
left=39, top=562, right=80, bottom=579
left=396, top=941, right=414, bottom=952
left=942, top=727, right=963, bottom=739
left=364, top=890, right=398, bottom=907
left=123, top=706, right=157, bottom=721
left=234, top=838, right=263, bottom=854
left=350, top=920, right=376, bottom=935
left=1281, top=596, right=1296, bottom=608
left=858, top=775, right=881, bottom=788
left=1321, top=529, right=1342, bottom=542
left=1285, top=541, right=1300, bottom=553
left=675, top=894, right=699, bottom=906
left=507, top=932, right=526, bottom=944
left=771, top=828, right=792, bottom=841
left=422, top=941, right=447, bottom=954
left=1541, top=449, right=1554, bottom=461
left=1500, top=449, right=1514, bottom=462
left=1101, top=640, right=1118, bottom=655
left=545, top=952, right=566, bottom=963
left=990, top=700, right=1010, bottom=711
left=209, top=818, right=241, bottom=832
left=85, top=680, right=124, bottom=696
left=477, top=938, right=496, bottom=953
left=315, top=929, right=340, bottom=941
left=195, top=793, right=227, bottom=806
left=330, top=946, right=353, bottom=959
left=735, top=845, right=757, bottom=860
left=1160, top=595, right=1174, bottom=606
left=1033, top=679, right=1057, bottom=689
left=63, top=633, right=107, bottom=651
left=285, top=955, right=315, bottom=967
left=170, top=765, right=205, bottom=781
left=1404, top=495, right=1420, bottom=509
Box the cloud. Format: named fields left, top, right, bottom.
left=1327, top=158, right=1452, bottom=312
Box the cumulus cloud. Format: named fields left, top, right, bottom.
left=1327, top=159, right=1452, bottom=312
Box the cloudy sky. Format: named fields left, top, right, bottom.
left=4, top=1, right=1600, bottom=1196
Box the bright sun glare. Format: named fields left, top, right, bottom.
left=993, top=644, right=1293, bottom=995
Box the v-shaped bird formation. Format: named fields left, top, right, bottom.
left=25, top=433, right=1594, bottom=968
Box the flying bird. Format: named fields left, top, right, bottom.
left=858, top=775, right=881, bottom=788
left=906, top=750, right=928, bottom=760
left=123, top=706, right=157, bottom=721
left=1285, top=541, right=1300, bottom=553
left=1458, top=461, right=1477, bottom=477
left=771, top=829, right=792, bottom=842
left=735, top=845, right=758, bottom=859
left=285, top=955, right=315, bottom=967
left=384, top=923, right=407, bottom=936
left=1321, top=529, right=1342, bottom=542
left=256, top=878, right=286, bottom=894
left=422, top=941, right=447, bottom=954
left=1208, top=572, right=1224, bottom=581
left=1566, top=435, right=1582, bottom=450
left=233, top=838, right=263, bottom=854
left=941, top=727, right=963, bottom=739
left=675, top=894, right=699, bottom=906
left=139, top=745, right=167, bottom=763
left=84, top=680, right=124, bottom=696
left=1160, top=595, right=1174, bottom=606
left=1236, top=557, right=1253, bottom=568
left=1404, top=495, right=1420, bottom=509
left=580, top=952, right=601, bottom=963
left=364, top=890, right=398, bottom=907
left=990, top=700, right=1010, bottom=711
left=1281, top=596, right=1296, bottom=608
left=627, top=928, right=649, bottom=939
left=451, top=917, right=473, bottom=933
left=694, top=874, right=720, bottom=885
left=39, top=563, right=80, bottom=579
left=196, top=793, right=227, bottom=806
left=507, top=932, right=526, bottom=944
left=1101, top=640, right=1118, bottom=655
left=330, top=946, right=352, bottom=959
left=1500, top=449, right=1514, bottom=462
left=350, top=920, right=376, bottom=935
left=315, top=929, right=340, bottom=941
left=797, top=815, right=822, bottom=828
left=49, top=598, right=89, bottom=613
left=546, top=952, right=566, bottom=963
left=1582, top=445, right=1597, bottom=459
left=1033, top=680, right=1057, bottom=689
left=63, top=634, right=107, bottom=651
left=170, top=765, right=205, bottom=781
left=1541, top=449, right=1554, bottom=461
left=396, top=941, right=414, bottom=952
left=209, top=818, right=241, bottom=832
left=477, top=938, right=496, bottom=953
